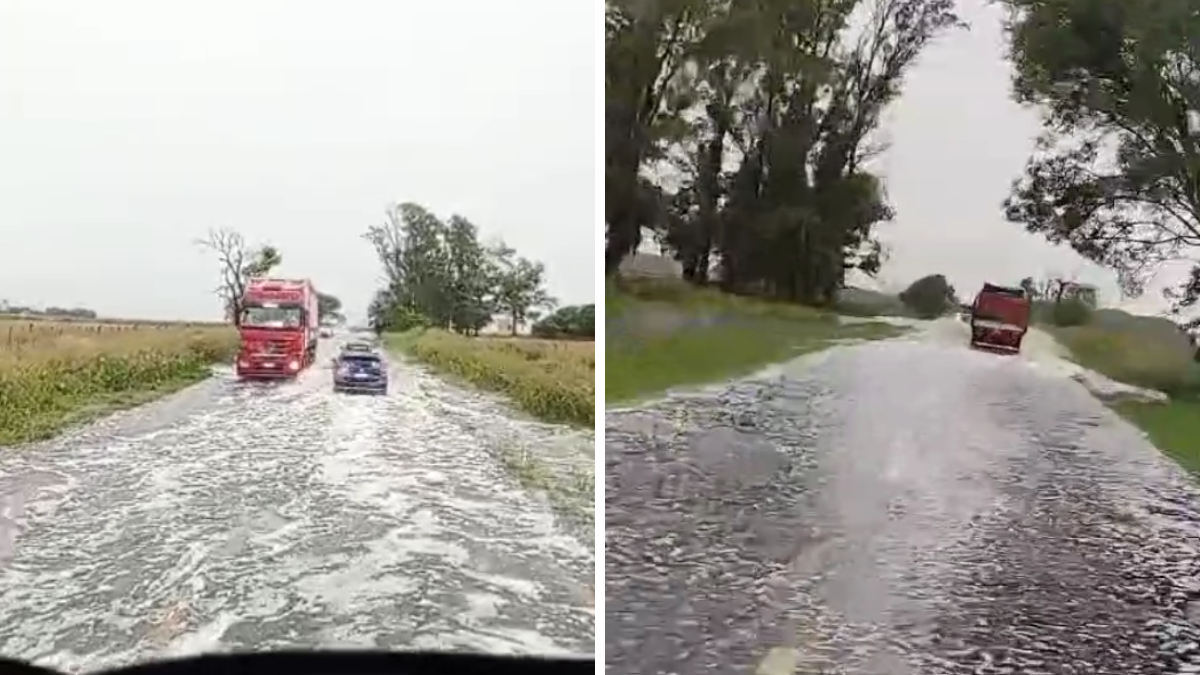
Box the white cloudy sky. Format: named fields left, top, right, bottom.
left=0, top=0, right=595, bottom=321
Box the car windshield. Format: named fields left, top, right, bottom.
left=340, top=354, right=380, bottom=366
left=240, top=305, right=303, bottom=328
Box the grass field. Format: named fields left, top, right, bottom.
left=0, top=318, right=238, bottom=446
left=1041, top=315, right=1200, bottom=473
left=386, top=329, right=594, bottom=427
left=607, top=277, right=907, bottom=403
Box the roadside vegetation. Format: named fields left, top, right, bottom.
left=1009, top=276, right=1200, bottom=472
left=362, top=202, right=595, bottom=519
left=388, top=330, right=593, bottom=427
left=0, top=318, right=237, bottom=446
left=1053, top=318, right=1200, bottom=473
left=607, top=277, right=910, bottom=403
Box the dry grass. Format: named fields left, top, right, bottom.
left=0, top=319, right=238, bottom=445
left=389, top=329, right=594, bottom=426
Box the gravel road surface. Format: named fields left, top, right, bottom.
left=0, top=341, right=594, bottom=671
left=606, top=334, right=1200, bottom=675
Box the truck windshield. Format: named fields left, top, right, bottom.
left=241, top=305, right=304, bottom=328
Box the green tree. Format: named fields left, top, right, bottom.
left=1000, top=0, right=1200, bottom=311
left=604, top=0, right=725, bottom=274
left=196, top=228, right=281, bottom=325
left=532, top=304, right=596, bottom=339
left=606, top=0, right=961, bottom=305
left=364, top=203, right=452, bottom=330
left=900, top=274, right=957, bottom=319
left=489, top=243, right=556, bottom=336
left=444, top=216, right=495, bottom=335
left=364, top=202, right=557, bottom=336
left=317, top=292, right=343, bottom=323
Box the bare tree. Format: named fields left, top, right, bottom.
left=196, top=228, right=281, bottom=325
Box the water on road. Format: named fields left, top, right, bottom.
left=0, top=344, right=594, bottom=671
left=606, top=331, right=1200, bottom=675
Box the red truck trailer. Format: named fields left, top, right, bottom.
left=235, top=278, right=320, bottom=379
left=969, top=283, right=1032, bottom=355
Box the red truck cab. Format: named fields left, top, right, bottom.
left=970, top=283, right=1032, bottom=355
left=236, top=278, right=320, bottom=379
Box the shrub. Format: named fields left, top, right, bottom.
left=532, top=304, right=595, bottom=339
left=899, top=274, right=957, bottom=319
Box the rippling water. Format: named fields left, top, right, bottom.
left=0, top=346, right=594, bottom=671
left=606, top=337, right=1200, bottom=674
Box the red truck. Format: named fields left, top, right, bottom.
left=235, top=278, right=320, bottom=379
left=969, top=283, right=1032, bottom=354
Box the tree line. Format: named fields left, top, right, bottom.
left=196, top=206, right=593, bottom=339
left=610, top=0, right=1200, bottom=327
left=0, top=301, right=97, bottom=319
left=606, top=0, right=962, bottom=304
left=364, top=202, right=581, bottom=337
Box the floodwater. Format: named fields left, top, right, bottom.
left=606, top=326, right=1200, bottom=674
left=0, top=339, right=594, bottom=671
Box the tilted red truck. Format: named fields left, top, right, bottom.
left=969, top=283, right=1032, bottom=354
left=235, top=278, right=320, bottom=379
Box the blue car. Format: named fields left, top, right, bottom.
left=332, top=347, right=388, bottom=395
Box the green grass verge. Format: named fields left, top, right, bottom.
left=1045, top=323, right=1200, bottom=396
left=607, top=319, right=903, bottom=403
left=1043, top=316, right=1200, bottom=474
left=0, top=370, right=214, bottom=446
left=607, top=277, right=907, bottom=403
left=1112, top=399, right=1200, bottom=474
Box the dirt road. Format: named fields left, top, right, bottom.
left=606, top=329, right=1200, bottom=674
left=0, top=341, right=594, bottom=671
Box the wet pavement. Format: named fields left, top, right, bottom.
left=0, top=340, right=594, bottom=671
left=605, top=337, right=1200, bottom=674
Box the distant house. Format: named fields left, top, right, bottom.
left=614, top=227, right=685, bottom=281
left=480, top=315, right=531, bottom=336
left=1057, top=281, right=1098, bottom=307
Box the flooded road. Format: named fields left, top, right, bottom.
left=0, top=342, right=594, bottom=671
left=606, top=335, right=1200, bottom=675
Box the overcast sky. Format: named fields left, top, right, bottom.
left=0, top=0, right=594, bottom=322
left=869, top=0, right=1174, bottom=313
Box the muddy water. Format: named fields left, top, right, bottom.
left=0, top=342, right=594, bottom=671
left=606, top=337, right=1200, bottom=674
